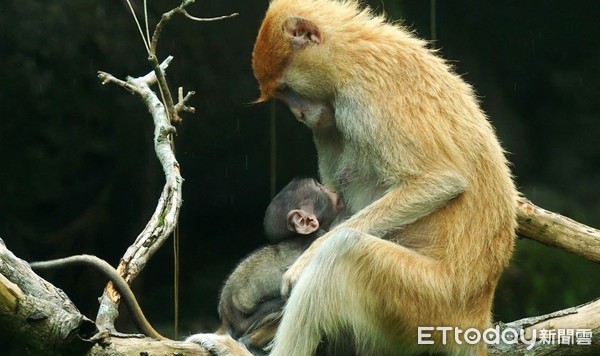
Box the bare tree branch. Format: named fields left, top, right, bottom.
left=182, top=9, right=239, bottom=22
left=517, top=197, right=600, bottom=262
left=175, top=86, right=196, bottom=115
left=489, top=299, right=600, bottom=355
left=95, top=56, right=184, bottom=336
left=0, top=239, right=96, bottom=355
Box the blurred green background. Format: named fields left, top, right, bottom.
left=0, top=0, right=598, bottom=350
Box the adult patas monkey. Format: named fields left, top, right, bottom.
left=251, top=0, right=518, bottom=355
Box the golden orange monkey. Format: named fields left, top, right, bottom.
left=250, top=0, right=517, bottom=355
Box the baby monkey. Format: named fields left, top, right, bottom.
left=217, top=178, right=342, bottom=351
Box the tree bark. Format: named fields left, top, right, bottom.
left=0, top=238, right=95, bottom=355
left=517, top=196, right=600, bottom=262
left=488, top=298, right=600, bottom=355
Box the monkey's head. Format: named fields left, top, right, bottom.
left=252, top=1, right=350, bottom=130
left=264, top=178, right=342, bottom=242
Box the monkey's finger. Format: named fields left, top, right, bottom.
left=280, top=277, right=293, bottom=301
left=280, top=264, right=301, bottom=299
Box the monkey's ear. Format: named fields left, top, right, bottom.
left=287, top=209, right=320, bottom=235
left=282, top=17, right=322, bottom=48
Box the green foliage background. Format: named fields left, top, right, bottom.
left=0, top=0, right=598, bottom=349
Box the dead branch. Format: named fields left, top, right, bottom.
left=0, top=236, right=243, bottom=354
left=182, top=9, right=239, bottom=22
left=86, top=337, right=209, bottom=356
left=96, top=56, right=184, bottom=335
left=0, top=239, right=236, bottom=355
left=489, top=299, right=600, bottom=354
left=0, top=239, right=96, bottom=355
left=147, top=0, right=227, bottom=124
left=517, top=197, right=600, bottom=263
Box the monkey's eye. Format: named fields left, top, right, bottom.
left=274, top=84, right=294, bottom=102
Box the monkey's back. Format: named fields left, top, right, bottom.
left=300, top=0, right=519, bottom=325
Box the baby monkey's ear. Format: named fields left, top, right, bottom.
left=286, top=209, right=320, bottom=235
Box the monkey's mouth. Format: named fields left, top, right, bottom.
left=316, top=180, right=343, bottom=211
left=278, top=98, right=307, bottom=123
left=289, top=107, right=305, bottom=122
left=332, top=193, right=344, bottom=211
left=271, top=88, right=314, bottom=124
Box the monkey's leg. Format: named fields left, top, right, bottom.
left=271, top=228, right=485, bottom=356
left=239, top=309, right=282, bottom=353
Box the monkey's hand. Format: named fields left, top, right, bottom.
left=280, top=257, right=306, bottom=299
left=280, top=236, right=326, bottom=298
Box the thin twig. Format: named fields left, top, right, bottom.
left=148, top=54, right=180, bottom=124
left=150, top=1, right=191, bottom=54
left=175, top=87, right=196, bottom=114
left=98, top=71, right=144, bottom=96
left=146, top=0, right=235, bottom=125
left=182, top=10, right=239, bottom=22
left=125, top=0, right=150, bottom=53
left=97, top=56, right=173, bottom=98
left=144, top=0, right=151, bottom=46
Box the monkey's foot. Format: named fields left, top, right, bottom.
left=186, top=333, right=253, bottom=356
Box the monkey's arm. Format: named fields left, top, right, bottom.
left=282, top=170, right=466, bottom=296
left=29, top=254, right=169, bottom=341
left=342, top=171, right=467, bottom=235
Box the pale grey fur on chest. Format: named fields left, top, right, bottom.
left=317, top=140, right=388, bottom=217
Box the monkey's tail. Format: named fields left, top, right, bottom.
left=30, top=254, right=169, bottom=341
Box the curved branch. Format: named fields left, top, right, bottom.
left=182, top=9, right=239, bottom=22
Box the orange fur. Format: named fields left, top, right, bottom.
left=252, top=1, right=517, bottom=355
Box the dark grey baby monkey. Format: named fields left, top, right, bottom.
left=218, top=178, right=342, bottom=351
